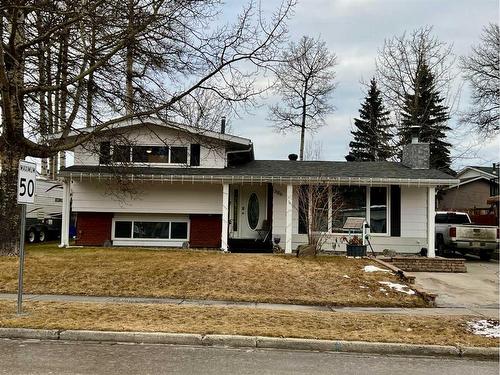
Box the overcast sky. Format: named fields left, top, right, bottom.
left=228, top=0, right=499, bottom=170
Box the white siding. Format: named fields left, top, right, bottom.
left=72, top=181, right=222, bottom=214
left=400, top=186, right=427, bottom=238
left=73, top=145, right=99, bottom=166
left=72, top=124, right=226, bottom=168
left=273, top=184, right=429, bottom=254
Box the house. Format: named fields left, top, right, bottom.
left=57, top=117, right=458, bottom=256
left=438, top=164, right=499, bottom=223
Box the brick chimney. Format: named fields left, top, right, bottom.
left=401, top=126, right=430, bottom=169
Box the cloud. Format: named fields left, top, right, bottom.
left=232, top=0, right=499, bottom=169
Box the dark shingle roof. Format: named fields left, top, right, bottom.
left=61, top=160, right=456, bottom=182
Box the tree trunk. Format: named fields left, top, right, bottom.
left=0, top=150, right=23, bottom=256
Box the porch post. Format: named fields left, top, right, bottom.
left=427, top=186, right=436, bottom=258
left=285, top=184, right=293, bottom=254
left=221, top=183, right=229, bottom=252
left=59, top=179, right=71, bottom=248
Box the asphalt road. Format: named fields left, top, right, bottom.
left=0, top=339, right=498, bottom=375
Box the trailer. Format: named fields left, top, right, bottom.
left=25, top=177, right=63, bottom=243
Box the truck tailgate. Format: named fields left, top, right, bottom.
left=455, top=226, right=497, bottom=242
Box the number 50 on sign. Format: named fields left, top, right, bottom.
left=17, top=160, right=37, bottom=204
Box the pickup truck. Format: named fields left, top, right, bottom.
left=435, top=211, right=499, bottom=261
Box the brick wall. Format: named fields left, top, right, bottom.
left=189, top=214, right=222, bottom=248
left=382, top=256, right=467, bottom=273
left=76, top=212, right=113, bottom=246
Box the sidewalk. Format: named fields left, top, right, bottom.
left=0, top=293, right=498, bottom=319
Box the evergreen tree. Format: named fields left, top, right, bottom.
left=349, top=79, right=393, bottom=161
left=400, top=63, right=452, bottom=172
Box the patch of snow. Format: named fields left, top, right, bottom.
left=359, top=285, right=368, bottom=289
left=364, top=265, right=391, bottom=273
left=378, top=281, right=415, bottom=295
left=467, top=320, right=500, bottom=338
left=379, top=288, right=387, bottom=292
left=342, top=275, right=351, bottom=279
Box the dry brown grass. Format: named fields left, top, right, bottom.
left=0, top=300, right=497, bottom=347
left=0, top=244, right=427, bottom=307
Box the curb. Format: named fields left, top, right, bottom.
left=0, top=328, right=497, bottom=360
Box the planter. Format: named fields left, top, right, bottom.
left=346, top=244, right=367, bottom=257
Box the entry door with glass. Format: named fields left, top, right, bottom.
left=230, top=185, right=267, bottom=239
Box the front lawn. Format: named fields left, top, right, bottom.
left=0, top=301, right=497, bottom=347
left=0, top=244, right=427, bottom=307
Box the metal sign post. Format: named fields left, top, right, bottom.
left=16, top=160, right=37, bottom=315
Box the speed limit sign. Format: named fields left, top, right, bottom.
left=17, top=160, right=37, bottom=204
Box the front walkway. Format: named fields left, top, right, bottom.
left=0, top=293, right=497, bottom=319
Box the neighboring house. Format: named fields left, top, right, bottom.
left=438, top=164, right=499, bottom=213
left=57, top=117, right=457, bottom=255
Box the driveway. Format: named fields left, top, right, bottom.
left=413, top=259, right=499, bottom=310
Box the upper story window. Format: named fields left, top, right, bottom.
left=132, top=146, right=169, bottom=163
left=100, top=142, right=191, bottom=165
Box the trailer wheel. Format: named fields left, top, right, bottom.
left=27, top=230, right=37, bottom=243
left=38, top=230, right=46, bottom=243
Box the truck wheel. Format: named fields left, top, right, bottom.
left=38, top=230, right=46, bottom=243
left=479, top=250, right=492, bottom=261
left=436, top=236, right=445, bottom=256
left=27, top=230, right=37, bottom=243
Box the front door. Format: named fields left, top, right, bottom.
left=230, top=185, right=267, bottom=239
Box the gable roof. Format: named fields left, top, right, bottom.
left=457, top=165, right=499, bottom=179
left=60, top=160, right=458, bottom=186
left=442, top=175, right=496, bottom=191
left=51, top=116, right=252, bottom=148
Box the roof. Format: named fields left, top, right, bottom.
left=59, top=160, right=458, bottom=186
left=457, top=165, right=499, bottom=179
left=442, top=175, right=497, bottom=191
left=49, top=116, right=253, bottom=148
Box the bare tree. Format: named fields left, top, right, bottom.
left=269, top=36, right=337, bottom=160
left=375, top=26, right=455, bottom=124
left=0, top=0, right=295, bottom=255
left=460, top=23, right=500, bottom=136
left=296, top=184, right=343, bottom=256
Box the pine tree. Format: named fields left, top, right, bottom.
left=349, top=78, right=393, bottom=161
left=400, top=63, right=452, bottom=172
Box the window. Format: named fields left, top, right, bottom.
left=171, top=222, right=188, bottom=239
left=247, top=193, right=260, bottom=230
left=112, top=145, right=131, bottom=162
left=332, top=186, right=366, bottom=233
left=114, top=221, right=132, bottom=238
left=370, top=187, right=387, bottom=233
left=312, top=186, right=329, bottom=232
left=435, top=213, right=448, bottom=224
left=132, top=146, right=169, bottom=163
left=113, top=219, right=188, bottom=240
left=133, top=222, right=170, bottom=239
left=171, top=147, right=188, bottom=163
left=297, top=185, right=390, bottom=236
left=111, top=144, right=188, bottom=164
